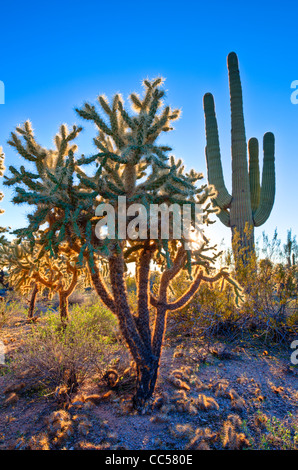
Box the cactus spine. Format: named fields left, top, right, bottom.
left=203, top=52, right=275, bottom=269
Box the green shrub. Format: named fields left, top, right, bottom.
left=258, top=414, right=298, bottom=450
left=14, top=301, right=122, bottom=390
left=0, top=295, right=28, bottom=328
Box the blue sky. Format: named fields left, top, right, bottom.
left=0, top=0, right=297, bottom=252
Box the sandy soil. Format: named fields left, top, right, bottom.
left=0, top=310, right=297, bottom=452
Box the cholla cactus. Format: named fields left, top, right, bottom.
left=5, top=120, right=82, bottom=252
left=0, top=241, right=47, bottom=317
left=203, top=52, right=275, bottom=270
left=3, top=127, right=86, bottom=321
left=0, top=240, right=84, bottom=321
left=4, top=78, right=242, bottom=407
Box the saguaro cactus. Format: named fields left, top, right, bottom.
left=203, top=52, right=275, bottom=269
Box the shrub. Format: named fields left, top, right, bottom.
left=0, top=295, right=28, bottom=328
left=168, top=231, right=298, bottom=345
left=13, top=301, right=122, bottom=390
left=167, top=270, right=242, bottom=340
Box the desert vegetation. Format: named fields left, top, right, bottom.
left=0, top=236, right=297, bottom=450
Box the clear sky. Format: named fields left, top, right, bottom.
left=0, top=0, right=297, bottom=252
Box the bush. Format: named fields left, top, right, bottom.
left=0, top=294, right=28, bottom=328
left=14, top=300, right=122, bottom=390
left=168, top=231, right=298, bottom=345
left=166, top=271, right=243, bottom=342
left=236, top=257, right=298, bottom=343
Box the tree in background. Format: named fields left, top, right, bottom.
left=0, top=240, right=85, bottom=322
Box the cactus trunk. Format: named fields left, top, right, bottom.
left=108, top=250, right=160, bottom=408
left=28, top=283, right=38, bottom=319
left=203, top=52, right=275, bottom=271
left=59, top=291, right=69, bottom=324
left=228, top=52, right=255, bottom=267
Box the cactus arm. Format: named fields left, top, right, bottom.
left=253, top=132, right=275, bottom=227
left=248, top=137, right=260, bottom=213
left=228, top=52, right=253, bottom=229
left=203, top=93, right=232, bottom=210
left=216, top=206, right=231, bottom=227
